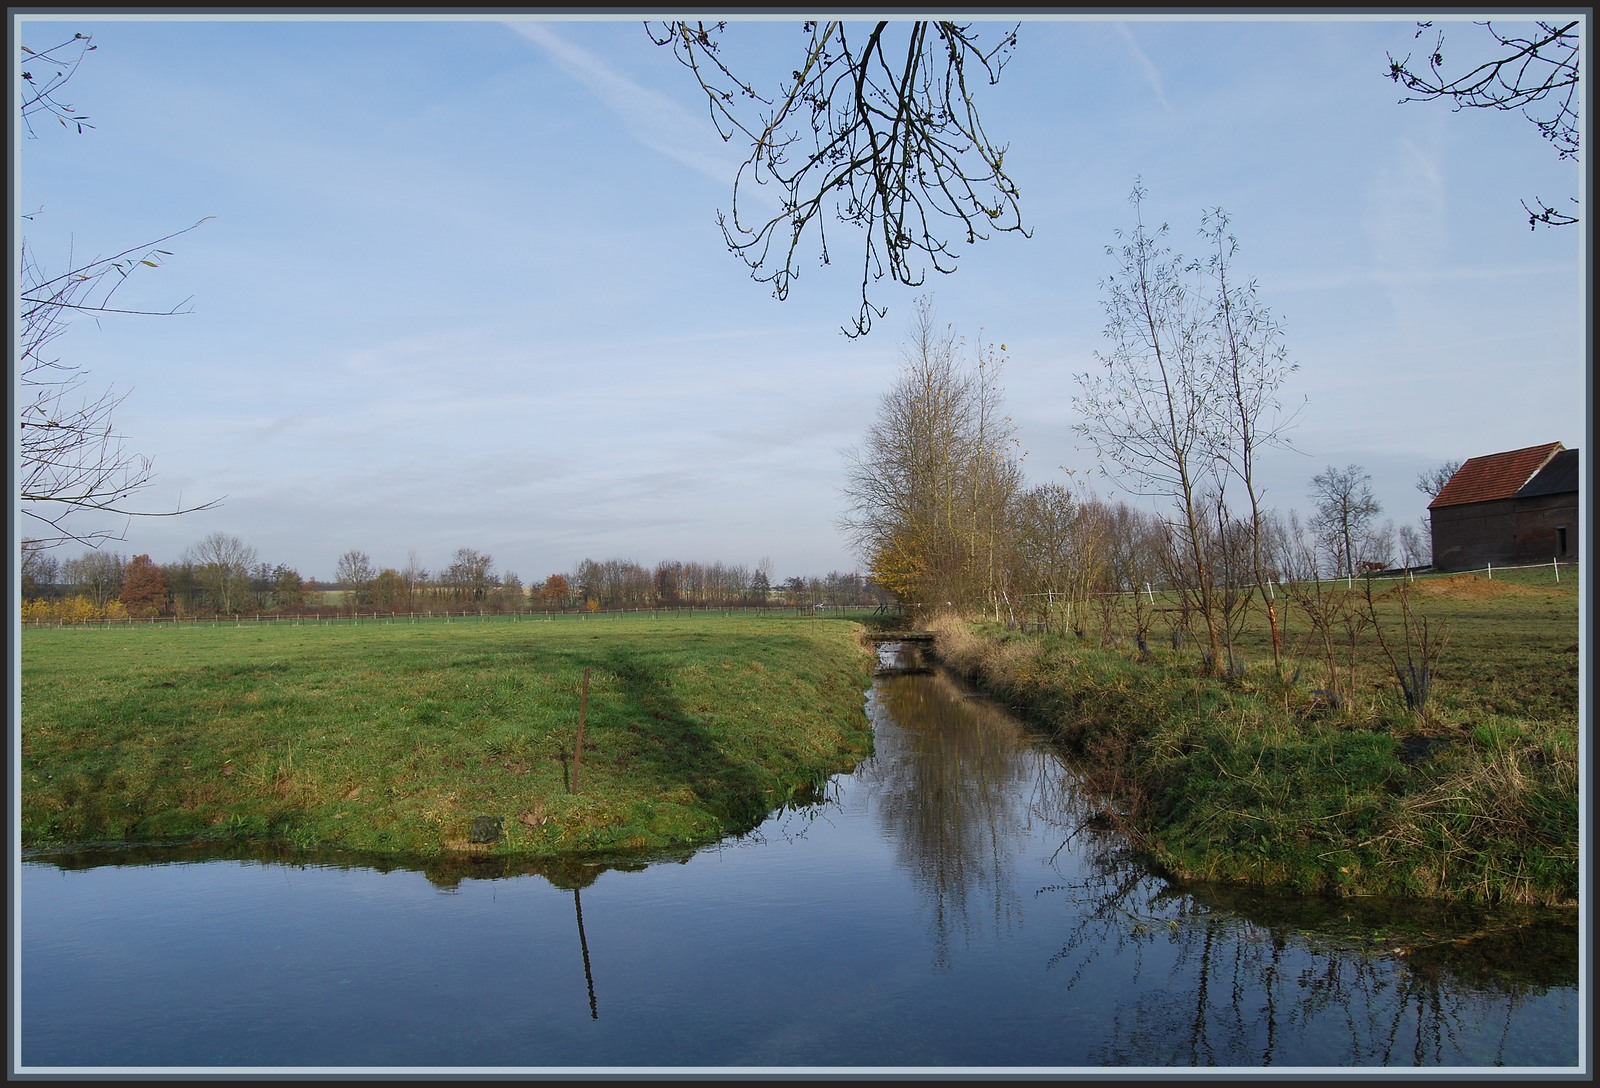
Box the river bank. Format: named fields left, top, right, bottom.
left=919, top=598, right=1580, bottom=908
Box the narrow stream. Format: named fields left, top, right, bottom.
left=16, top=643, right=1581, bottom=1072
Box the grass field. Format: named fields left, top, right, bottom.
left=19, top=611, right=877, bottom=861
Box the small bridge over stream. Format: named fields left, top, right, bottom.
left=869, top=631, right=936, bottom=675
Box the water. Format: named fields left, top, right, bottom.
left=15, top=648, right=1583, bottom=1073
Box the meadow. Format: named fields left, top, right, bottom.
left=19, top=612, right=877, bottom=862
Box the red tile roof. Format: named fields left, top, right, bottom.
left=1428, top=442, right=1565, bottom=510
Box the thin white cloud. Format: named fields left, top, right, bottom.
left=1365, top=135, right=1448, bottom=286
left=1113, top=24, right=1174, bottom=114
left=506, top=21, right=742, bottom=187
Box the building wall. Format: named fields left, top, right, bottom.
left=1430, top=494, right=1579, bottom=570
left=1513, top=493, right=1580, bottom=563
left=1431, top=500, right=1517, bottom=571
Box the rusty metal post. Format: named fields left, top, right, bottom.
left=572, top=667, right=589, bottom=794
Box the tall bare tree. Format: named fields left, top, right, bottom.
left=1201, top=208, right=1303, bottom=671
left=1309, top=464, right=1382, bottom=579
left=335, top=549, right=376, bottom=608
left=1387, top=19, right=1581, bottom=228
left=1074, top=183, right=1224, bottom=672
left=840, top=296, right=1020, bottom=616
left=647, top=20, right=1029, bottom=337
left=1075, top=186, right=1302, bottom=675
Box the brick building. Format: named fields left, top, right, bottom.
left=1427, top=442, right=1579, bottom=571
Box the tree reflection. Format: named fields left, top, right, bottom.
left=863, top=666, right=1578, bottom=1067
left=1032, top=793, right=1577, bottom=1066
left=862, top=671, right=1082, bottom=968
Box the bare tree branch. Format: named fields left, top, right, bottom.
left=18, top=32, right=97, bottom=138
left=19, top=226, right=223, bottom=550
left=647, top=20, right=1030, bottom=337
left=1386, top=20, right=1581, bottom=229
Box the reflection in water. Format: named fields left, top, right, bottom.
left=573, top=888, right=597, bottom=1020
left=16, top=646, right=1579, bottom=1070
left=864, top=668, right=1074, bottom=969
left=859, top=645, right=1578, bottom=1067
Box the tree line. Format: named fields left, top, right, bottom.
left=19, top=537, right=890, bottom=621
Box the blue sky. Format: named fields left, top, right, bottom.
left=13, top=11, right=1589, bottom=587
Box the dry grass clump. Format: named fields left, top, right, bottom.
left=924, top=611, right=985, bottom=670
left=1405, top=573, right=1541, bottom=599
left=1374, top=731, right=1579, bottom=905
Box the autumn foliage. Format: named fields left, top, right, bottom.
left=118, top=554, right=168, bottom=617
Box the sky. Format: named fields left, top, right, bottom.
left=11, top=9, right=1590, bottom=588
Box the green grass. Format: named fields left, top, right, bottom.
left=924, top=567, right=1580, bottom=907
left=20, top=612, right=876, bottom=862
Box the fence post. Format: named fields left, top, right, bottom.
left=1554, top=557, right=1560, bottom=583
left=572, top=668, right=590, bottom=795
left=1487, top=562, right=1493, bottom=580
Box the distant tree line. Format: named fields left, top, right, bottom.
left=19, top=535, right=890, bottom=620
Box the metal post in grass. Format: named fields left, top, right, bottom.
left=572, top=667, right=590, bottom=795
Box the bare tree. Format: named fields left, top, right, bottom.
left=1386, top=19, right=1581, bottom=228
left=61, top=549, right=125, bottom=608
left=1415, top=459, right=1462, bottom=499
left=443, top=547, right=495, bottom=604
left=840, top=297, right=1021, bottom=616
left=1076, top=187, right=1304, bottom=676
left=402, top=550, right=429, bottom=609
left=20, top=544, right=61, bottom=600
left=1309, top=464, right=1382, bottom=580
left=18, top=33, right=217, bottom=550
left=647, top=19, right=1029, bottom=337
left=490, top=570, right=525, bottom=613
left=1398, top=522, right=1430, bottom=571
left=1201, top=207, right=1303, bottom=672
left=1074, top=183, right=1224, bottom=672
left=335, top=549, right=376, bottom=608
left=185, top=531, right=258, bottom=615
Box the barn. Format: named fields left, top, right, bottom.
left=1427, top=442, right=1579, bottom=572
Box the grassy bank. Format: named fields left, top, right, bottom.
left=924, top=569, right=1581, bottom=907
left=20, top=613, right=876, bottom=862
